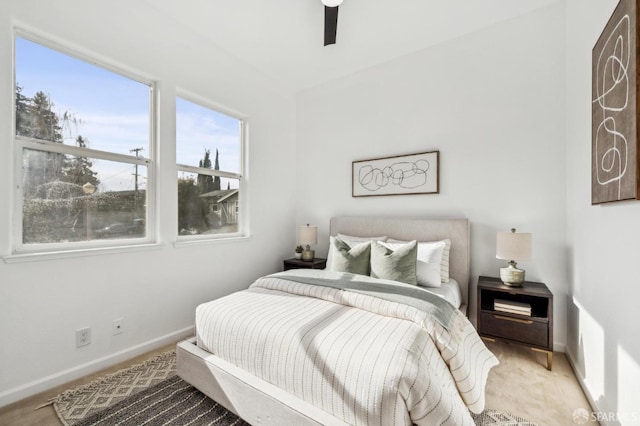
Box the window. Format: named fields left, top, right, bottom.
left=14, top=35, right=153, bottom=252
left=176, top=97, right=244, bottom=238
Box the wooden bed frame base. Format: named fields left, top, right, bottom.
left=176, top=338, right=348, bottom=425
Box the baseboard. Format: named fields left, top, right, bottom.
left=0, top=325, right=194, bottom=408
left=565, top=349, right=606, bottom=423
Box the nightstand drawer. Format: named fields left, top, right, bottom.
left=481, top=312, right=548, bottom=348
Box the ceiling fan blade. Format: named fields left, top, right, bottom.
left=324, top=5, right=339, bottom=46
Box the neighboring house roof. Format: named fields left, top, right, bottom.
left=200, top=189, right=239, bottom=203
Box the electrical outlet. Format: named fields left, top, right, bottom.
left=112, top=318, right=124, bottom=335
left=76, top=327, right=91, bottom=347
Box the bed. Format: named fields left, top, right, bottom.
left=176, top=216, right=497, bottom=425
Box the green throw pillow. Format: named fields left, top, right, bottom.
left=330, top=238, right=371, bottom=276
left=370, top=240, right=418, bottom=285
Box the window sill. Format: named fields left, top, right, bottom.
left=173, top=234, right=251, bottom=249
left=3, top=243, right=165, bottom=264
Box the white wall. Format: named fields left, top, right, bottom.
left=565, top=1, right=640, bottom=424
left=296, top=3, right=567, bottom=342
left=0, top=1, right=297, bottom=405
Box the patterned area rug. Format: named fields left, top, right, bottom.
left=51, top=350, right=177, bottom=425
left=52, top=349, right=536, bottom=426
left=471, top=409, right=538, bottom=426
left=73, top=375, right=248, bottom=426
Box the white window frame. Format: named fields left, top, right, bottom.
left=175, top=93, right=247, bottom=242
left=12, top=31, right=157, bottom=255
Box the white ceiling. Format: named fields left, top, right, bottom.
left=144, top=0, right=560, bottom=92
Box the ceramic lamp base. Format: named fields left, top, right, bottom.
left=500, top=263, right=525, bottom=286
left=302, top=249, right=315, bottom=261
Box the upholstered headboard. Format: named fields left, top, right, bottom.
left=329, top=216, right=470, bottom=314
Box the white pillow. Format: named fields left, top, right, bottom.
left=440, top=239, right=451, bottom=283
left=326, top=234, right=387, bottom=270
left=385, top=240, right=446, bottom=287
left=388, top=238, right=450, bottom=283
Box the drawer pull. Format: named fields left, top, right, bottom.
left=493, top=314, right=533, bottom=324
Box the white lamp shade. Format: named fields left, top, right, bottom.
left=322, top=0, right=343, bottom=7
left=297, top=225, right=318, bottom=246
left=496, top=231, right=531, bottom=261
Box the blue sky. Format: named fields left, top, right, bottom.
left=16, top=36, right=241, bottom=191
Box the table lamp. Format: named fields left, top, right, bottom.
left=298, top=224, right=318, bottom=261
left=496, top=228, right=532, bottom=286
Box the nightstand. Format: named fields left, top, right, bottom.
left=283, top=257, right=327, bottom=271
left=477, top=276, right=554, bottom=370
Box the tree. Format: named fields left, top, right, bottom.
left=16, top=86, right=99, bottom=198
left=178, top=176, right=209, bottom=233
left=29, top=91, right=64, bottom=142
left=17, top=89, right=67, bottom=197
left=197, top=149, right=214, bottom=194
left=61, top=136, right=100, bottom=188
left=196, top=148, right=223, bottom=194
left=15, top=85, right=30, bottom=136
left=213, top=148, right=221, bottom=191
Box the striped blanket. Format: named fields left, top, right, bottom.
left=196, top=269, right=498, bottom=426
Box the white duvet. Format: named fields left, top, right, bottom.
left=196, top=269, right=498, bottom=426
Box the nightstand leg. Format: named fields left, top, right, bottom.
left=531, top=347, right=552, bottom=370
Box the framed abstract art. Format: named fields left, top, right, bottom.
left=352, top=150, right=439, bottom=197
left=592, top=0, right=640, bottom=204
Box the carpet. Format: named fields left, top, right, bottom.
left=470, top=410, right=538, bottom=426
left=52, top=350, right=536, bottom=426
left=73, top=375, right=248, bottom=426
left=51, top=350, right=178, bottom=425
